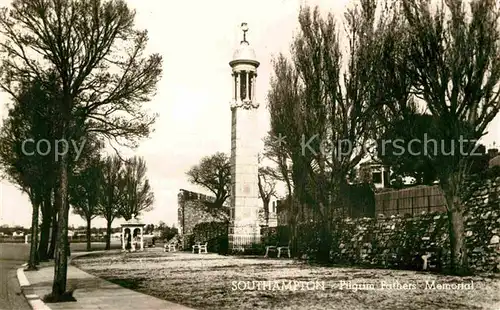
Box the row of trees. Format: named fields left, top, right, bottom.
left=0, top=85, right=155, bottom=259
left=0, top=0, right=162, bottom=300
left=265, top=0, right=500, bottom=275
left=71, top=155, right=154, bottom=252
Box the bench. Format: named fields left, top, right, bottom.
left=164, top=243, right=177, bottom=252
left=192, top=242, right=208, bottom=254
left=264, top=241, right=291, bottom=258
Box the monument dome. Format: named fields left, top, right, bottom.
left=229, top=22, right=259, bottom=67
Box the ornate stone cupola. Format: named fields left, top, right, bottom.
left=230, top=22, right=260, bottom=110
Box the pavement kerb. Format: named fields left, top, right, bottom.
left=16, top=266, right=51, bottom=310
left=15, top=250, right=107, bottom=310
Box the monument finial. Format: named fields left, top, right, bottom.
left=241, top=22, right=248, bottom=44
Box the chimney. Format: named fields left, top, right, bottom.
left=488, top=148, right=498, bottom=159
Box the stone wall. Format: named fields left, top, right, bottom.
left=178, top=189, right=223, bottom=248
left=294, top=177, right=500, bottom=273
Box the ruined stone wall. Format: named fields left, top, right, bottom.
left=178, top=189, right=222, bottom=248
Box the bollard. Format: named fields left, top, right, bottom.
left=422, top=253, right=431, bottom=270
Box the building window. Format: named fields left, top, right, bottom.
left=272, top=201, right=276, bottom=213
left=372, top=172, right=382, bottom=184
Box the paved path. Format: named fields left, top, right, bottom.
left=23, top=253, right=193, bottom=310
left=0, top=260, right=31, bottom=310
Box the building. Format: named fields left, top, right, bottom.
left=258, top=199, right=278, bottom=228
left=12, top=231, right=24, bottom=237
left=359, top=159, right=390, bottom=189
left=489, top=148, right=499, bottom=168
left=267, top=199, right=278, bottom=227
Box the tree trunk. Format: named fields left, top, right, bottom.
left=447, top=199, right=468, bottom=275
left=86, top=217, right=92, bottom=252
left=51, top=151, right=70, bottom=298
left=48, top=211, right=57, bottom=259
left=317, top=215, right=331, bottom=263
left=441, top=171, right=469, bottom=275
left=263, top=199, right=270, bottom=227
left=105, top=219, right=112, bottom=250
left=48, top=185, right=59, bottom=259
left=38, top=194, right=52, bottom=261
left=27, top=196, right=40, bottom=270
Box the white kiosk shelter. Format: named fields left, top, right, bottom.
left=121, top=218, right=146, bottom=251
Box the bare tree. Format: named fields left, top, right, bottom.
left=0, top=0, right=162, bottom=298
left=186, top=152, right=231, bottom=221
left=379, top=0, right=500, bottom=274
left=267, top=3, right=386, bottom=261
left=257, top=155, right=277, bottom=226
left=118, top=156, right=154, bottom=221
left=70, top=152, right=102, bottom=252
left=98, top=155, right=123, bottom=250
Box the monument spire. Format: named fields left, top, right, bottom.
left=228, top=23, right=261, bottom=251
left=241, top=22, right=248, bottom=44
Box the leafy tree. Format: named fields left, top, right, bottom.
left=157, top=223, right=178, bottom=242
left=98, top=155, right=123, bottom=251
left=144, top=224, right=155, bottom=234
left=0, top=76, right=60, bottom=269
left=378, top=113, right=490, bottom=187
left=118, top=156, right=154, bottom=220
left=377, top=113, right=439, bottom=186
left=378, top=0, right=500, bottom=274
left=186, top=152, right=231, bottom=221
left=0, top=0, right=162, bottom=297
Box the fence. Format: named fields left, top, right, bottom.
left=375, top=185, right=447, bottom=216
left=22, top=234, right=108, bottom=243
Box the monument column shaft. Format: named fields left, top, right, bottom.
left=229, top=106, right=260, bottom=249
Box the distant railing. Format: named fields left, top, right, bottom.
left=0, top=236, right=26, bottom=243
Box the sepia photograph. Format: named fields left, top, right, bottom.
left=0, top=0, right=499, bottom=309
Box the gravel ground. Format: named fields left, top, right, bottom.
left=74, top=249, right=500, bottom=310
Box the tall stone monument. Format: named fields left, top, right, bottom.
left=228, top=23, right=261, bottom=250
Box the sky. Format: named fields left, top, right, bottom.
left=0, top=0, right=499, bottom=228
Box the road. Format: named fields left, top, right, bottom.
left=0, top=243, right=31, bottom=310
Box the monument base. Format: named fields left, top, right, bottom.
left=229, top=225, right=261, bottom=250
